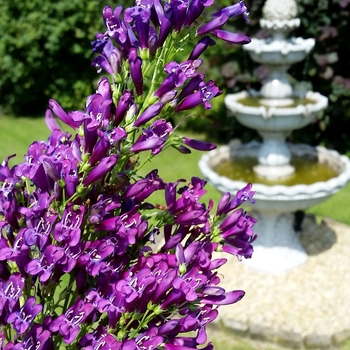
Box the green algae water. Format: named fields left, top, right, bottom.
left=214, top=157, right=340, bottom=186
left=238, top=96, right=316, bottom=108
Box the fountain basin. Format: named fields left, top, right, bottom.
left=199, top=142, right=350, bottom=212
left=244, top=37, right=315, bottom=66
left=199, top=143, right=350, bottom=272
left=225, top=91, right=328, bottom=127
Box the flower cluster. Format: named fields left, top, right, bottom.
left=0, top=0, right=256, bottom=349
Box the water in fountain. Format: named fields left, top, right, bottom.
left=199, top=0, right=350, bottom=273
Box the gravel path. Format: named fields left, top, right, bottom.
left=214, top=215, right=350, bottom=348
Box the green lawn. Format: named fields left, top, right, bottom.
left=1, top=114, right=349, bottom=225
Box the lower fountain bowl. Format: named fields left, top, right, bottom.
left=199, top=142, right=350, bottom=212
left=199, top=142, right=350, bottom=273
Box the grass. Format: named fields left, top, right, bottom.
left=2, top=114, right=349, bottom=225
left=1, top=114, right=350, bottom=350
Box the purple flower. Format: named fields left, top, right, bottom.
left=123, top=327, right=163, bottom=349
left=49, top=298, right=94, bottom=344
left=49, top=99, right=82, bottom=130
left=7, top=297, right=42, bottom=335
left=79, top=326, right=121, bottom=349
left=124, top=4, right=151, bottom=49
left=201, top=290, right=245, bottom=305
left=176, top=80, right=221, bottom=111
left=53, top=203, right=85, bottom=247
left=83, top=155, right=118, bottom=187
left=211, top=0, right=250, bottom=22
left=182, top=137, right=216, bottom=151
left=21, top=206, right=58, bottom=250
left=216, top=183, right=255, bottom=216
left=11, top=324, right=53, bottom=350
left=131, top=119, right=172, bottom=154
left=88, top=128, right=126, bottom=166
left=197, top=14, right=229, bottom=36
left=158, top=5, right=174, bottom=47
left=92, top=39, right=123, bottom=75
left=172, top=267, right=207, bottom=302
left=188, top=36, right=216, bottom=60
left=211, top=29, right=251, bottom=44
left=184, top=0, right=214, bottom=27
left=133, top=102, right=164, bottom=127
left=0, top=273, right=24, bottom=316
left=114, top=90, right=135, bottom=127
left=129, top=47, right=143, bottom=96
left=25, top=245, right=65, bottom=283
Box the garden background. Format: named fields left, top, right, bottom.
left=0, top=0, right=350, bottom=349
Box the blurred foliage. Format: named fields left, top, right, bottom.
left=0, top=0, right=130, bottom=115
left=1, top=0, right=350, bottom=155
left=180, top=0, right=350, bottom=155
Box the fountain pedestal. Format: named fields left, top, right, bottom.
left=198, top=0, right=350, bottom=273
left=245, top=210, right=306, bottom=273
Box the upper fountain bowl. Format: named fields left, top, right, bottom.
left=244, top=37, right=315, bottom=67
left=225, top=90, right=328, bottom=132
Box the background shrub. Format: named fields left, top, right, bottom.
left=1, top=0, right=350, bottom=156
left=180, top=0, right=350, bottom=155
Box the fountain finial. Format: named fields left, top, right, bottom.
left=262, top=0, right=298, bottom=21
left=260, top=0, right=300, bottom=39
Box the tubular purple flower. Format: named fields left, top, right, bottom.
left=154, top=73, right=179, bottom=99
left=131, top=138, right=166, bottom=154
left=201, top=290, right=245, bottom=305
left=212, top=0, right=250, bottom=22
left=124, top=5, right=151, bottom=49
left=49, top=99, right=81, bottom=129
left=134, top=102, right=164, bottom=127
left=83, top=155, right=118, bottom=186
left=88, top=127, right=126, bottom=166
left=114, top=90, right=134, bottom=126
left=158, top=6, right=174, bottom=47
left=25, top=245, right=65, bottom=283
left=171, top=0, right=190, bottom=31
left=182, top=137, right=216, bottom=151
left=196, top=14, right=229, bottom=36
left=176, top=80, right=221, bottom=111
left=49, top=299, right=94, bottom=344
left=12, top=324, right=52, bottom=350
left=211, top=30, right=251, bottom=44
left=188, top=36, right=216, bottom=60
left=177, top=74, right=204, bottom=102
left=6, top=297, right=42, bottom=335
left=129, top=47, right=143, bottom=96
left=45, top=109, right=61, bottom=132
left=53, top=203, right=85, bottom=247
left=184, top=0, right=214, bottom=27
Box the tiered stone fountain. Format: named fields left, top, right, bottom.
left=199, top=0, right=350, bottom=273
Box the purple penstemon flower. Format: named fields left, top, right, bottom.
left=82, top=155, right=118, bottom=187
left=211, top=29, right=251, bottom=44
left=25, top=245, right=65, bottom=283
left=49, top=298, right=94, bottom=344
left=131, top=119, right=172, bottom=154
left=188, top=36, right=216, bottom=60
left=184, top=0, right=214, bottom=27
left=53, top=203, right=85, bottom=247
left=124, top=3, right=151, bottom=49
left=0, top=0, right=256, bottom=347
left=211, top=0, right=250, bottom=22
left=133, top=102, right=164, bottom=127
left=6, top=297, right=43, bottom=335
left=176, top=80, right=221, bottom=111
left=129, top=47, right=143, bottom=96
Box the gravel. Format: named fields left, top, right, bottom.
left=213, top=214, right=350, bottom=348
